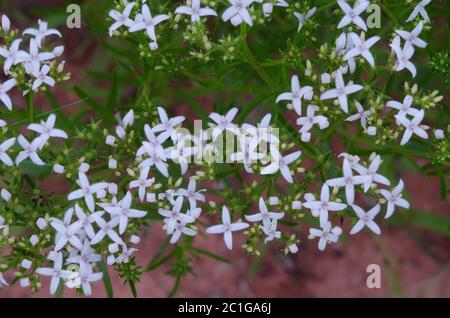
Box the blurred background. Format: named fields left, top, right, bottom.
left=0, top=0, right=449, bottom=297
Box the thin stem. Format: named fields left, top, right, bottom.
left=26, top=92, right=34, bottom=123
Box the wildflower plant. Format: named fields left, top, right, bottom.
left=0, top=0, right=448, bottom=297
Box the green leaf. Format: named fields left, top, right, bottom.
left=97, top=259, right=114, bottom=298
left=189, top=246, right=230, bottom=264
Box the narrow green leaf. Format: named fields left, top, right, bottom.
left=97, top=260, right=114, bottom=298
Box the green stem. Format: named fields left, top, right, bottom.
left=26, top=92, right=34, bottom=123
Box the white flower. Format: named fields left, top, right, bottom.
left=263, top=1, right=288, bottom=17
left=1, top=14, right=10, bottom=33
left=129, top=167, right=155, bottom=202
left=90, top=214, right=124, bottom=245
left=344, top=32, right=380, bottom=67
left=303, top=184, right=347, bottom=226
left=23, top=19, right=62, bottom=47
left=293, top=7, right=316, bottom=32
left=335, top=32, right=356, bottom=74
left=326, top=158, right=371, bottom=205
left=0, top=137, right=15, bottom=166
left=31, top=64, right=55, bottom=91
left=50, top=220, right=83, bottom=251
left=222, top=0, right=254, bottom=27
left=230, top=135, right=264, bottom=173
left=152, top=106, right=185, bottom=141
left=78, top=262, right=103, bottom=296
left=379, top=180, right=410, bottom=219
left=169, top=134, right=197, bottom=175
left=245, top=197, right=284, bottom=227
left=0, top=78, right=16, bottom=110
left=73, top=204, right=104, bottom=240
left=176, top=178, right=205, bottom=209
left=175, top=0, right=217, bottom=22
left=1, top=188, right=11, bottom=202
left=260, top=145, right=302, bottom=183
left=262, top=220, right=281, bottom=243
left=116, top=109, right=134, bottom=139
left=15, top=135, right=45, bottom=166
left=27, top=114, right=67, bottom=148
left=36, top=252, right=72, bottom=295
left=406, top=0, right=431, bottom=22
left=108, top=2, right=136, bottom=36
left=66, top=239, right=101, bottom=266
left=349, top=204, right=381, bottom=235
left=17, top=39, right=54, bottom=74
left=170, top=220, right=198, bottom=244
left=115, top=245, right=138, bottom=264
left=67, top=171, right=109, bottom=212
left=309, top=221, right=342, bottom=251
left=276, top=75, right=313, bottom=115
left=395, top=109, right=428, bottom=145
left=128, top=4, right=169, bottom=42
left=396, top=22, right=427, bottom=49
left=296, top=105, right=329, bottom=142
left=387, top=95, right=420, bottom=125
left=0, top=39, right=26, bottom=74
left=345, top=100, right=370, bottom=128
left=320, top=70, right=363, bottom=113
left=103, top=191, right=147, bottom=234
left=242, top=113, right=280, bottom=148
left=159, top=196, right=196, bottom=234
left=209, top=107, right=239, bottom=140
left=354, top=154, right=390, bottom=192
left=337, top=0, right=370, bottom=31
left=390, top=37, right=416, bottom=77
left=206, top=206, right=249, bottom=250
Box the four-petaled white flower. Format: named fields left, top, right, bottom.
left=294, top=7, right=316, bottom=32
left=303, top=184, right=347, bottom=227
left=175, top=0, right=218, bottom=22
left=245, top=197, right=284, bottom=227
left=27, top=114, right=67, bottom=148
left=170, top=220, right=198, bottom=244
left=349, top=204, right=381, bottom=235
left=379, top=180, right=410, bottom=219
left=23, top=19, right=62, bottom=47
left=50, top=220, right=83, bottom=251
left=206, top=206, right=249, bottom=250
left=31, top=64, right=55, bottom=91
left=320, top=70, right=363, bottom=113
left=68, top=171, right=109, bottom=212
left=73, top=204, right=104, bottom=240
left=15, top=135, right=45, bottom=166
left=262, top=219, right=281, bottom=243
left=395, top=109, right=428, bottom=145
left=354, top=154, right=391, bottom=192
left=176, top=178, right=205, bottom=209
left=0, top=39, right=26, bottom=74
left=36, top=252, right=72, bottom=295
left=406, top=0, right=431, bottom=22
left=0, top=137, right=15, bottom=166
left=387, top=95, right=420, bottom=123
left=152, top=106, right=185, bottom=141
left=309, top=221, right=342, bottom=251
left=90, top=214, right=124, bottom=245
left=276, top=75, right=313, bottom=115
left=326, top=158, right=371, bottom=205
left=209, top=107, right=239, bottom=140
left=0, top=78, right=16, bottom=110
left=390, top=37, right=416, bottom=77
left=129, top=167, right=155, bottom=202
left=104, top=191, right=147, bottom=234
left=344, top=32, right=380, bottom=67
left=222, top=0, right=254, bottom=27
left=261, top=146, right=302, bottom=184
left=396, top=22, right=427, bottom=49
left=345, top=100, right=370, bottom=128
left=159, top=196, right=196, bottom=234
left=129, top=4, right=169, bottom=42
left=78, top=262, right=103, bottom=296
left=337, top=0, right=369, bottom=31
left=108, top=2, right=135, bottom=36
left=296, top=105, right=329, bottom=142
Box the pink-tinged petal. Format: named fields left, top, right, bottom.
left=353, top=16, right=367, bottom=31
left=321, top=184, right=330, bottom=201
left=337, top=16, right=351, bottom=29
left=345, top=184, right=355, bottom=204
left=206, top=224, right=226, bottom=234
left=222, top=206, right=231, bottom=224
left=239, top=9, right=253, bottom=26
left=352, top=204, right=366, bottom=218
left=224, top=231, right=233, bottom=250
left=349, top=220, right=365, bottom=235
left=280, top=166, right=293, bottom=183
left=318, top=237, right=327, bottom=251
left=222, top=7, right=237, bottom=22
left=175, top=6, right=192, bottom=15
left=320, top=89, right=339, bottom=100
left=230, top=222, right=249, bottom=231
left=367, top=204, right=381, bottom=218
left=367, top=221, right=381, bottom=235
left=384, top=202, right=395, bottom=219
left=400, top=129, right=413, bottom=145
left=328, top=202, right=347, bottom=211
left=326, top=177, right=346, bottom=187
